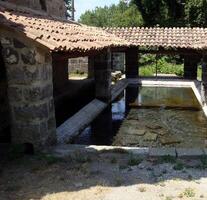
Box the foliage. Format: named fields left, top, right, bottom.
left=185, top=0, right=207, bottom=27
left=79, top=1, right=143, bottom=27
left=139, top=55, right=184, bottom=77
left=79, top=0, right=207, bottom=27
left=64, top=0, right=72, bottom=19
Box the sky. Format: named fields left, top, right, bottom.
left=75, top=0, right=120, bottom=20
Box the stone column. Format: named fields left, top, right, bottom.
left=184, top=55, right=199, bottom=80
left=125, top=85, right=139, bottom=115
left=94, top=49, right=112, bottom=103
left=1, top=36, right=57, bottom=149
left=125, top=47, right=139, bottom=78
left=88, top=55, right=95, bottom=79
left=202, top=55, right=207, bottom=103
left=52, top=54, right=68, bottom=92
left=91, top=106, right=112, bottom=145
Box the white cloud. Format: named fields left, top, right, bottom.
left=75, top=0, right=120, bottom=20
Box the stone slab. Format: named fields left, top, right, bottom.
left=49, top=144, right=150, bottom=158
left=149, top=148, right=176, bottom=157
left=176, top=148, right=205, bottom=158
left=57, top=99, right=107, bottom=144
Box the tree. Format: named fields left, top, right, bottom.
left=79, top=1, right=143, bottom=27
left=131, top=0, right=185, bottom=26
left=64, top=0, right=72, bottom=19
left=185, top=0, right=207, bottom=27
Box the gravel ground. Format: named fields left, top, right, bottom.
left=0, top=150, right=207, bottom=200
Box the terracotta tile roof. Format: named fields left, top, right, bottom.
left=0, top=5, right=129, bottom=53
left=104, top=27, right=207, bottom=50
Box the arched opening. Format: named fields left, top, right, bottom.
left=0, top=44, right=11, bottom=144
left=39, top=0, right=47, bottom=11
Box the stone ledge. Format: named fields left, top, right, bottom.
left=176, top=148, right=205, bottom=158
left=149, top=148, right=176, bottom=157
left=50, top=145, right=207, bottom=158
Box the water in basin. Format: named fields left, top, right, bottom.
left=74, top=86, right=207, bottom=148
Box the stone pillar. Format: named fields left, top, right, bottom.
left=202, top=55, right=207, bottom=103
left=88, top=55, right=95, bottom=79
left=0, top=36, right=57, bottom=149
left=91, top=106, right=112, bottom=145
left=52, top=54, right=68, bottom=92
left=125, top=47, right=139, bottom=78
left=125, top=85, right=139, bottom=115
left=184, top=55, right=199, bottom=80
left=94, top=49, right=112, bottom=102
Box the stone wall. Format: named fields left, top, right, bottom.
left=68, top=53, right=125, bottom=75
left=112, top=52, right=125, bottom=71
left=68, top=57, right=88, bottom=74
left=1, top=0, right=67, bottom=19
left=52, top=55, right=69, bottom=94
left=0, top=34, right=57, bottom=149
left=0, top=45, right=10, bottom=142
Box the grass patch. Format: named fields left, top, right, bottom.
left=99, top=148, right=129, bottom=154
left=157, top=155, right=177, bottom=164
left=173, top=161, right=184, bottom=171
left=127, top=154, right=142, bottom=166
left=182, top=188, right=196, bottom=198
left=200, top=155, right=207, bottom=169
left=72, top=151, right=92, bottom=164
left=36, top=153, right=63, bottom=165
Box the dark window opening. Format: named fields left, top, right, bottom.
left=39, top=0, right=47, bottom=11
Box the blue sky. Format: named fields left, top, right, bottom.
left=75, top=0, right=120, bottom=20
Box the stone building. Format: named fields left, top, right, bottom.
left=0, top=0, right=207, bottom=151
left=0, top=1, right=127, bottom=149
left=1, top=0, right=67, bottom=18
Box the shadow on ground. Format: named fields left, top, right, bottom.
left=0, top=145, right=207, bottom=200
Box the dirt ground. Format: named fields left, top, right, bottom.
left=0, top=149, right=207, bottom=200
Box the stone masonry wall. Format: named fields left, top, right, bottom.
left=1, top=0, right=67, bottom=19
left=68, top=57, right=88, bottom=74
left=68, top=53, right=125, bottom=75
left=0, top=35, right=57, bottom=149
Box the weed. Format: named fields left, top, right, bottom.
left=72, top=151, right=91, bottom=164
left=158, top=155, right=176, bottom=164
left=178, top=193, right=184, bottom=198
left=200, top=156, right=207, bottom=169
left=173, top=161, right=184, bottom=171
left=99, top=148, right=129, bottom=154
left=36, top=153, right=62, bottom=165
left=119, top=164, right=128, bottom=170
left=127, top=154, right=142, bottom=166
left=183, top=188, right=196, bottom=198
left=138, top=187, right=146, bottom=192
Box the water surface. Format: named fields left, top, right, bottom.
left=74, top=86, right=207, bottom=148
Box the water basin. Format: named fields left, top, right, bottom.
left=74, top=86, right=207, bottom=148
